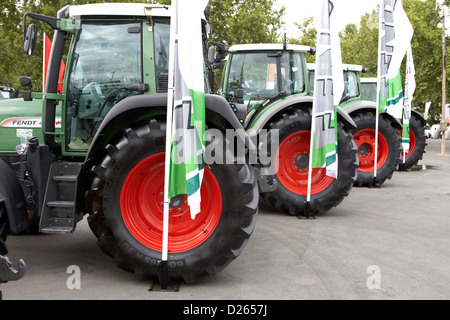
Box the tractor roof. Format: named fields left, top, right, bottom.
left=342, top=64, right=364, bottom=72
left=66, top=3, right=172, bottom=18
left=307, top=63, right=365, bottom=72
left=360, top=77, right=377, bottom=83
left=229, top=43, right=310, bottom=53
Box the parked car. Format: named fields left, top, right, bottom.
left=424, top=124, right=432, bottom=138
left=430, top=124, right=441, bottom=139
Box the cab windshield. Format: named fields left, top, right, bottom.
left=225, top=52, right=305, bottom=109
left=361, top=81, right=377, bottom=102
left=342, top=70, right=360, bottom=101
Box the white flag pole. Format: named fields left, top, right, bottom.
left=307, top=0, right=327, bottom=218
left=307, top=0, right=332, bottom=218
left=306, top=107, right=316, bottom=218
left=374, top=0, right=384, bottom=186
left=43, top=33, right=46, bottom=93
left=162, top=0, right=178, bottom=289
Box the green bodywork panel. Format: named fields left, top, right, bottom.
left=0, top=98, right=62, bottom=153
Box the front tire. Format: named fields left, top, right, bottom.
left=0, top=196, right=8, bottom=255
left=87, top=119, right=258, bottom=283
left=260, top=107, right=359, bottom=216
left=352, top=111, right=402, bottom=187
left=399, top=113, right=427, bottom=171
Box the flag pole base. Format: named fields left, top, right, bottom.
left=149, top=281, right=181, bottom=292
left=371, top=177, right=381, bottom=189
left=297, top=202, right=316, bottom=219
left=149, top=262, right=181, bottom=292
left=160, top=260, right=169, bottom=291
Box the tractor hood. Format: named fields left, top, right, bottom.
left=0, top=98, right=61, bottom=153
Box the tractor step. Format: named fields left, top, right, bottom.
left=39, top=162, right=82, bottom=234
left=40, top=217, right=75, bottom=234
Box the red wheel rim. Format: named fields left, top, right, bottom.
left=354, top=129, right=389, bottom=173
left=275, top=131, right=334, bottom=195
left=120, top=153, right=222, bottom=253
left=398, top=129, right=416, bottom=158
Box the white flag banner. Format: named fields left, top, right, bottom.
left=424, top=102, right=431, bottom=120
left=168, top=0, right=208, bottom=220
left=402, top=45, right=416, bottom=154
left=162, top=0, right=208, bottom=273
left=375, top=0, right=414, bottom=178
left=308, top=0, right=342, bottom=206
left=378, top=0, right=414, bottom=118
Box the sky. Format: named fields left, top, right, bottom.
left=275, top=0, right=380, bottom=38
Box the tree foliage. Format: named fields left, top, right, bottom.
left=209, top=0, right=285, bottom=46
left=288, top=17, right=317, bottom=63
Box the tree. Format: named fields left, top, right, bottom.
left=340, top=11, right=379, bottom=76
left=209, top=0, right=285, bottom=46
left=207, top=0, right=285, bottom=90
left=288, top=17, right=317, bottom=63
left=404, top=0, right=444, bottom=123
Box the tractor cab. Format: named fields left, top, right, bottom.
left=307, top=63, right=365, bottom=106
left=220, top=44, right=312, bottom=125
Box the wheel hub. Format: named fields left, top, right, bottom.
left=169, top=194, right=185, bottom=209
left=295, top=153, right=309, bottom=170
left=276, top=131, right=334, bottom=195
left=358, top=144, right=369, bottom=156
left=353, top=129, right=389, bottom=173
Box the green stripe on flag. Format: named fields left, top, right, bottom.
left=311, top=135, right=337, bottom=169
left=379, top=69, right=403, bottom=114
left=326, top=152, right=337, bottom=167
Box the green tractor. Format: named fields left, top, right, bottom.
left=309, top=64, right=405, bottom=187
left=0, top=3, right=259, bottom=284
left=209, top=43, right=359, bottom=216
left=360, top=77, right=427, bottom=171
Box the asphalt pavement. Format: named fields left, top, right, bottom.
left=1, top=138, right=450, bottom=300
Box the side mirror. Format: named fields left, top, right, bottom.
left=207, top=46, right=215, bottom=66
left=20, top=76, right=33, bottom=90
left=24, top=24, right=38, bottom=56
left=20, top=76, right=33, bottom=101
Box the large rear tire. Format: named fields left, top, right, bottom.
left=399, top=113, right=427, bottom=171
left=87, top=119, right=258, bottom=283
left=260, top=107, right=359, bottom=216
left=0, top=195, right=8, bottom=255
left=352, top=111, right=402, bottom=187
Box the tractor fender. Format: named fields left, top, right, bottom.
left=0, top=159, right=28, bottom=234
left=247, top=95, right=356, bottom=134
left=344, top=101, right=403, bottom=130
left=411, top=109, right=427, bottom=126
left=85, top=93, right=253, bottom=162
